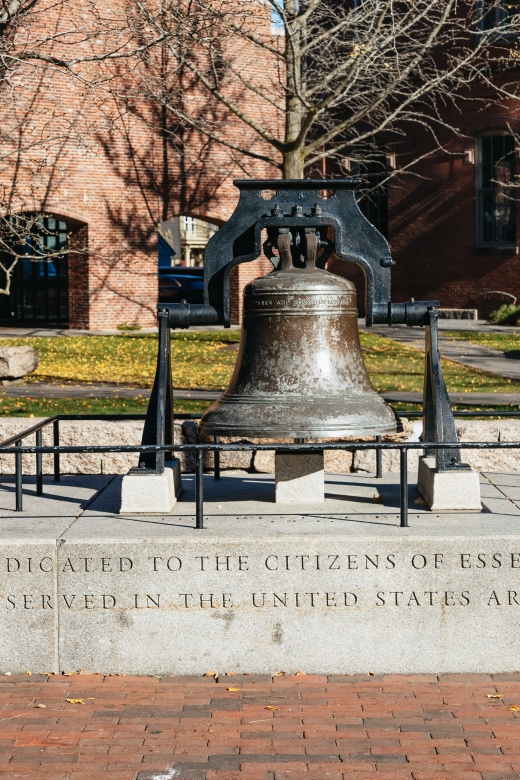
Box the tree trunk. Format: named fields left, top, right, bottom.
left=282, top=148, right=305, bottom=179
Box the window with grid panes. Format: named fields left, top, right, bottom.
left=0, top=216, right=68, bottom=324
left=477, top=134, right=516, bottom=246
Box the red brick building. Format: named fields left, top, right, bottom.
left=329, top=89, right=520, bottom=319
left=0, top=0, right=274, bottom=330
left=2, top=3, right=520, bottom=328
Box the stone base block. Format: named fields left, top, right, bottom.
left=417, top=456, right=481, bottom=512
left=275, top=451, right=324, bottom=503
left=120, top=459, right=182, bottom=514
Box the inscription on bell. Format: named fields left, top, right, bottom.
left=252, top=293, right=354, bottom=309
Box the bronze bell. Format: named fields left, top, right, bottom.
left=199, top=231, right=397, bottom=439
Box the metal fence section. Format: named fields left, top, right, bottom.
left=0, top=411, right=519, bottom=529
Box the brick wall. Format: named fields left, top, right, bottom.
left=0, top=0, right=278, bottom=330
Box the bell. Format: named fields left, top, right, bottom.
left=199, top=232, right=397, bottom=439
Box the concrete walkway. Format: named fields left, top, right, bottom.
left=0, top=321, right=513, bottom=338
left=0, top=383, right=220, bottom=401
left=2, top=383, right=520, bottom=406
left=368, top=324, right=520, bottom=380
left=0, top=671, right=518, bottom=779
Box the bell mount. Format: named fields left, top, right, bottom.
left=135, top=179, right=464, bottom=477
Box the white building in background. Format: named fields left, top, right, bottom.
left=158, top=217, right=218, bottom=267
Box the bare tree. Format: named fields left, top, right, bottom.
left=119, top=0, right=520, bottom=181
left=0, top=0, right=172, bottom=297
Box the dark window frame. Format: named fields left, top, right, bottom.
left=475, top=0, right=518, bottom=45
left=476, top=132, right=517, bottom=248
left=0, top=215, right=69, bottom=325
left=351, top=155, right=389, bottom=239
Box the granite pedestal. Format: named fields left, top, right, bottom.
left=120, top=458, right=182, bottom=514
left=1, top=470, right=520, bottom=675
left=275, top=451, right=324, bottom=502
left=417, top=456, right=481, bottom=511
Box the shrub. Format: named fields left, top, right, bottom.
left=489, top=304, right=520, bottom=326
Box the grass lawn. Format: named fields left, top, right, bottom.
left=0, top=330, right=518, bottom=417
left=0, top=397, right=208, bottom=418
left=443, top=331, right=520, bottom=353
left=2, top=332, right=242, bottom=389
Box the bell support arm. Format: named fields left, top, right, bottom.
left=166, top=179, right=395, bottom=328
left=422, top=308, right=467, bottom=472
left=163, top=179, right=438, bottom=329
left=130, top=308, right=175, bottom=474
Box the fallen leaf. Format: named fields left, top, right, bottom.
left=25, top=671, right=31, bottom=676
left=266, top=706, right=279, bottom=711
left=295, top=671, right=306, bottom=676
left=487, top=694, right=502, bottom=699
left=273, top=671, right=285, bottom=677
left=62, top=671, right=77, bottom=676
left=372, top=494, right=384, bottom=503
left=249, top=681, right=258, bottom=684
left=204, top=670, right=217, bottom=677
left=224, top=672, right=237, bottom=676
left=227, top=687, right=240, bottom=692
left=35, top=704, right=46, bottom=709
left=414, top=496, right=428, bottom=506
left=3, top=673, right=11, bottom=677
left=367, top=672, right=375, bottom=676
left=510, top=705, right=520, bottom=711
left=66, top=698, right=94, bottom=704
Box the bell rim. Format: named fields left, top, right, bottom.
left=201, top=392, right=389, bottom=404
left=198, top=422, right=398, bottom=439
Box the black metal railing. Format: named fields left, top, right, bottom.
left=1, top=410, right=519, bottom=530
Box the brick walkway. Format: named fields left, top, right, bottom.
left=0, top=673, right=519, bottom=779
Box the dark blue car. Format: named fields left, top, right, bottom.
left=159, top=267, right=204, bottom=304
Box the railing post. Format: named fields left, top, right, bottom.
left=214, top=435, right=220, bottom=480
left=375, top=435, right=382, bottom=478
left=196, top=449, right=204, bottom=529
left=400, top=447, right=408, bottom=528
left=53, top=420, right=60, bottom=482
left=15, top=440, right=22, bottom=512
left=36, top=430, right=43, bottom=496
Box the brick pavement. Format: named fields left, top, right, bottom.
left=0, top=672, right=518, bottom=779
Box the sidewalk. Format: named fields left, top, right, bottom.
left=367, top=324, right=520, bottom=381
left=0, top=672, right=518, bottom=779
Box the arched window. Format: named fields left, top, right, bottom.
left=0, top=215, right=69, bottom=324
left=476, top=133, right=516, bottom=247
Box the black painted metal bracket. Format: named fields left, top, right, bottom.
left=422, top=308, right=467, bottom=472
left=130, top=308, right=174, bottom=474
left=163, top=179, right=441, bottom=329
left=138, top=178, right=463, bottom=478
